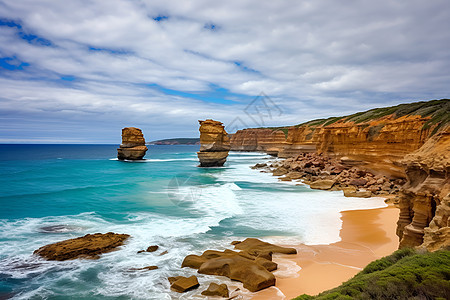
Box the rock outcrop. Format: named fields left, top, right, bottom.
left=117, top=127, right=148, bottom=160
left=397, top=127, right=450, bottom=250
left=253, top=152, right=405, bottom=198
left=197, top=119, right=230, bottom=167
left=181, top=238, right=296, bottom=292
left=34, top=232, right=129, bottom=261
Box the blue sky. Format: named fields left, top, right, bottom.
left=0, top=0, right=449, bottom=143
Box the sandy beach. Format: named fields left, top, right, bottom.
left=252, top=204, right=400, bottom=299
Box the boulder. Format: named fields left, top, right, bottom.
left=309, top=179, right=336, bottom=190
left=349, top=178, right=368, bottom=186
left=197, top=119, right=230, bottom=167
left=272, top=167, right=288, bottom=176
left=146, top=245, right=159, bottom=252
left=169, top=275, right=200, bottom=293
left=201, top=283, right=229, bottom=297
left=181, top=239, right=295, bottom=292
left=117, top=127, right=148, bottom=160
left=198, top=255, right=275, bottom=292
left=34, top=232, right=129, bottom=261
left=344, top=190, right=372, bottom=198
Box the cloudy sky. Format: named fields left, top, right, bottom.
left=1, top=0, right=449, bottom=143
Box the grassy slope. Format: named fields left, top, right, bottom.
left=293, top=249, right=450, bottom=300
left=263, top=99, right=450, bottom=136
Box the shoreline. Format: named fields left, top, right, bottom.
left=251, top=204, right=400, bottom=299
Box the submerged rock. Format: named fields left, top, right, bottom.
left=117, top=127, right=148, bottom=160
left=169, top=275, right=200, bottom=293
left=197, top=119, right=230, bottom=167
left=33, top=232, right=129, bottom=261
left=201, top=283, right=229, bottom=297
left=129, top=266, right=158, bottom=271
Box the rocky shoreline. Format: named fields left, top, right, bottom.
left=252, top=152, right=405, bottom=202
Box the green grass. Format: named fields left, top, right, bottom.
left=293, top=248, right=450, bottom=300
left=292, top=99, right=449, bottom=134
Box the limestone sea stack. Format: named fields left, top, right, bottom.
left=117, top=127, right=148, bottom=160
left=197, top=119, right=230, bottom=167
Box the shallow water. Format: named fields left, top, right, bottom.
left=0, top=144, right=387, bottom=299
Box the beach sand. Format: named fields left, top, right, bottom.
left=251, top=205, right=400, bottom=299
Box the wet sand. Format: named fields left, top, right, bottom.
left=252, top=205, right=400, bottom=299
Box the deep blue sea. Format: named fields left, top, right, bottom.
left=0, top=145, right=387, bottom=299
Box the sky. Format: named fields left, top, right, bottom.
left=0, top=0, right=449, bottom=143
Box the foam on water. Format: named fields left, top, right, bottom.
left=0, top=145, right=389, bottom=299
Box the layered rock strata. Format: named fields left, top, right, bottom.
left=34, top=232, right=130, bottom=261
left=231, top=99, right=449, bottom=179
left=397, top=127, right=450, bottom=250
left=232, top=99, right=450, bottom=251
left=232, top=116, right=433, bottom=178
left=181, top=238, right=296, bottom=292
left=117, top=127, right=148, bottom=160
left=197, top=119, right=230, bottom=167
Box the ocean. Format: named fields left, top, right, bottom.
left=0, top=144, right=387, bottom=299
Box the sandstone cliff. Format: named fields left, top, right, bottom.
left=117, top=127, right=148, bottom=160
left=231, top=99, right=449, bottom=178
left=231, top=99, right=450, bottom=250
left=397, top=127, right=450, bottom=250
left=197, top=119, right=230, bottom=167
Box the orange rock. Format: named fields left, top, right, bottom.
left=397, top=127, right=450, bottom=250
left=197, top=119, right=230, bottom=167
left=117, top=127, right=148, bottom=160
left=34, top=232, right=130, bottom=261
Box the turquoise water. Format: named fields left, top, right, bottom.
left=0, top=145, right=387, bottom=299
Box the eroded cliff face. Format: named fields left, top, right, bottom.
left=232, top=116, right=434, bottom=178
left=117, top=127, right=148, bottom=160
left=396, top=127, right=450, bottom=250
left=229, top=128, right=286, bottom=155
left=230, top=99, right=449, bottom=250
left=197, top=119, right=230, bottom=167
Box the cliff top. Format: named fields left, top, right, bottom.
left=263, top=99, right=449, bottom=136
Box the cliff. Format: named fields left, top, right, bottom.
left=397, top=127, right=450, bottom=250
left=231, top=99, right=450, bottom=251
left=197, top=119, right=230, bottom=167
left=117, top=127, right=148, bottom=160
left=231, top=99, right=449, bottom=178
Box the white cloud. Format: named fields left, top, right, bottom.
left=0, top=0, right=449, bottom=142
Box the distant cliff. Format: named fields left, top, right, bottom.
left=231, top=99, right=450, bottom=250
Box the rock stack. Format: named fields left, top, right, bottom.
left=117, top=127, right=148, bottom=160
left=197, top=119, right=230, bottom=167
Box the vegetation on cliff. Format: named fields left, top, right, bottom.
left=296, top=98, right=449, bottom=134
left=294, top=248, right=450, bottom=300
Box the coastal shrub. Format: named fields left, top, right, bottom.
left=293, top=249, right=450, bottom=300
